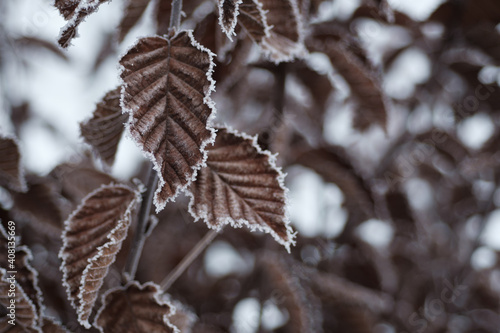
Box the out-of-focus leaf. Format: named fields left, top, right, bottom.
left=0, top=224, right=44, bottom=324
left=155, top=0, right=172, bottom=36
left=49, top=161, right=117, bottom=206
left=14, top=37, right=69, bottom=61
left=188, top=128, right=295, bottom=250
left=118, top=0, right=151, bottom=43
left=0, top=135, right=26, bottom=192
left=94, top=282, right=177, bottom=333
left=238, top=0, right=269, bottom=45
left=294, top=146, right=375, bottom=224
left=217, top=0, right=243, bottom=40
left=309, top=23, right=388, bottom=130
left=0, top=268, right=40, bottom=332
left=260, top=0, right=306, bottom=62
left=59, top=184, right=140, bottom=328
left=56, top=0, right=110, bottom=48
left=258, top=253, right=322, bottom=332
left=119, top=31, right=216, bottom=212
left=80, top=87, right=128, bottom=168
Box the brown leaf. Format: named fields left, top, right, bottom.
left=259, top=0, right=306, bottom=62
left=57, top=0, right=110, bottom=48
left=0, top=136, right=26, bottom=192
left=49, top=162, right=117, bottom=206
left=0, top=224, right=44, bottom=325
left=80, top=87, right=128, bottom=168
left=155, top=0, right=172, bottom=36
left=0, top=268, right=40, bottom=332
left=41, top=317, right=70, bottom=333
left=309, top=24, right=388, bottom=130
left=94, top=282, right=177, bottom=333
left=10, top=175, right=71, bottom=235
left=218, top=0, right=243, bottom=40
left=119, top=31, right=216, bottom=212
left=188, top=128, right=295, bottom=250
left=258, top=253, right=322, bottom=333
left=238, top=0, right=269, bottom=45
left=118, top=0, right=152, bottom=43
left=59, top=184, right=141, bottom=328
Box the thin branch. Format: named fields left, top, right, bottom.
left=160, top=229, right=219, bottom=291
left=123, top=166, right=158, bottom=282
left=169, top=0, right=183, bottom=30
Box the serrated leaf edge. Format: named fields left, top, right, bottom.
left=93, top=280, right=179, bottom=333
left=217, top=0, right=244, bottom=41
left=119, top=30, right=217, bottom=214
left=0, top=267, right=42, bottom=332
left=58, top=182, right=141, bottom=328
left=0, top=223, right=45, bottom=326
left=185, top=125, right=296, bottom=252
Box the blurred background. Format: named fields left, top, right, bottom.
left=2, top=0, right=500, bottom=332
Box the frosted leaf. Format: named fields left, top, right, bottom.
left=0, top=268, right=41, bottom=332
left=94, top=281, right=177, bottom=333
left=217, top=0, right=243, bottom=40
left=260, top=0, right=306, bottom=62
left=56, top=0, right=110, bottom=48
left=188, top=127, right=295, bottom=251
left=0, top=224, right=44, bottom=327
left=0, top=135, right=26, bottom=192
left=59, top=184, right=141, bottom=328
left=80, top=87, right=128, bottom=168
left=119, top=30, right=216, bottom=213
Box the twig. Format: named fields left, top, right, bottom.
left=160, top=229, right=219, bottom=291
left=123, top=166, right=158, bottom=282
left=169, top=0, right=183, bottom=30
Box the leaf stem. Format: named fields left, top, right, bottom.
left=123, top=166, right=158, bottom=282
left=160, top=229, right=219, bottom=291
left=169, top=0, right=183, bottom=30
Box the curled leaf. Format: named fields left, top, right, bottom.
left=238, top=0, right=270, bottom=45
left=218, top=0, right=243, bottom=40
left=0, top=135, right=26, bottom=192
left=188, top=127, right=295, bottom=251
left=0, top=268, right=41, bottom=332
left=94, top=281, right=177, bottom=333
left=56, top=0, right=110, bottom=48
left=59, top=184, right=141, bottom=328
left=80, top=87, right=128, bottom=168
left=119, top=31, right=216, bottom=212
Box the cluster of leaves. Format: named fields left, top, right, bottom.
left=1, top=0, right=500, bottom=332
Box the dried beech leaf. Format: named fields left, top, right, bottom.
left=0, top=224, right=44, bottom=324
left=0, top=135, right=26, bottom=192
left=94, top=281, right=177, bottom=333
left=119, top=31, right=216, bottom=212
left=238, top=0, right=270, bottom=45
left=259, top=0, right=306, bottom=62
left=80, top=87, right=128, bottom=167
left=309, top=25, right=388, bottom=130
left=11, top=175, right=71, bottom=235
left=0, top=268, right=40, bottom=332
left=57, top=0, right=110, bottom=48
left=118, top=0, right=151, bottom=43
left=218, top=0, right=243, bottom=40
left=49, top=162, right=117, bottom=206
left=188, top=128, right=295, bottom=250
left=59, top=184, right=141, bottom=328
left=259, top=253, right=322, bottom=332
left=155, top=0, right=172, bottom=36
